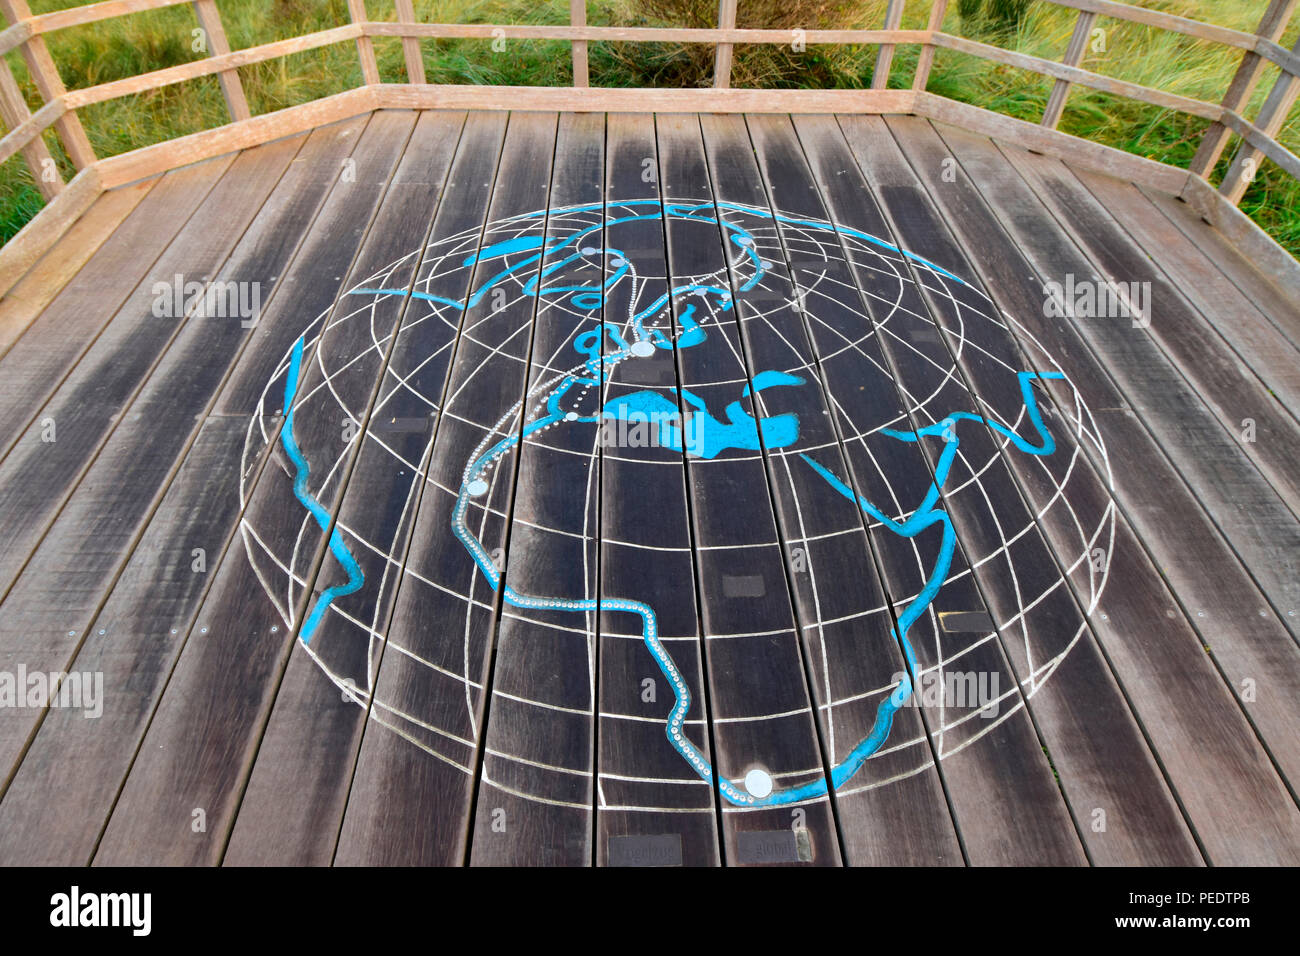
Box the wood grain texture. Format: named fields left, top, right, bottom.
left=89, top=111, right=418, bottom=865
left=0, top=140, right=291, bottom=614
left=705, top=112, right=963, bottom=866
left=0, top=131, right=317, bottom=803
left=215, top=111, right=468, bottom=867
left=1139, top=185, right=1300, bottom=347
left=330, top=113, right=558, bottom=866
left=655, top=112, right=842, bottom=866
left=0, top=167, right=101, bottom=297
left=0, top=177, right=153, bottom=361
left=997, top=145, right=1300, bottom=529
left=796, top=112, right=1089, bottom=866
left=0, top=414, right=274, bottom=865
left=915, top=117, right=1300, bottom=861
left=466, top=112, right=603, bottom=866
left=0, top=161, right=224, bottom=458
left=1072, top=167, right=1300, bottom=419
left=1, top=105, right=1297, bottom=866
left=594, top=112, right=721, bottom=867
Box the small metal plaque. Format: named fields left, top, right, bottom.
left=608, top=833, right=683, bottom=867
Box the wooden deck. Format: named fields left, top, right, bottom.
left=0, top=107, right=1298, bottom=866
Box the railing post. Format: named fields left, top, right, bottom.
left=1190, top=0, right=1297, bottom=179
left=714, top=0, right=736, bottom=89
left=913, top=0, right=949, bottom=92
left=0, top=0, right=94, bottom=170
left=872, top=0, right=905, bottom=91
left=346, top=0, right=381, bottom=86
left=1220, top=33, right=1300, bottom=206
left=1041, top=8, right=1097, bottom=128
left=0, top=43, right=60, bottom=199
left=570, top=0, right=588, bottom=88
left=192, top=0, right=251, bottom=122
left=395, top=0, right=425, bottom=84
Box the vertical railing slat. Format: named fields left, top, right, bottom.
left=913, top=0, right=949, bottom=93
left=347, top=0, right=381, bottom=86
left=872, top=0, right=905, bottom=91
left=1041, top=9, right=1096, bottom=128
left=192, top=0, right=251, bottom=122
left=714, top=0, right=737, bottom=90
left=395, top=0, right=425, bottom=85
left=0, top=41, right=60, bottom=199
left=1190, top=0, right=1297, bottom=179
left=570, top=0, right=588, bottom=88
left=1220, top=33, right=1300, bottom=205
left=0, top=0, right=94, bottom=169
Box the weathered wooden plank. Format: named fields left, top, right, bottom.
left=378, top=85, right=916, bottom=116
left=993, top=141, right=1300, bottom=630
left=913, top=92, right=1191, bottom=198
left=703, top=112, right=963, bottom=866
left=0, top=140, right=295, bottom=614
left=0, top=178, right=154, bottom=361
left=793, top=112, right=1091, bottom=866
left=918, top=117, right=1300, bottom=860
left=654, top=112, right=842, bottom=866
left=0, top=166, right=102, bottom=298
left=1068, top=168, right=1300, bottom=429
left=594, top=112, right=721, bottom=867
left=934, top=116, right=1300, bottom=783
left=1140, top=184, right=1300, bottom=348
left=223, top=112, right=473, bottom=867
left=1004, top=148, right=1300, bottom=516
left=844, top=113, right=1173, bottom=865
left=0, top=160, right=227, bottom=459
left=90, top=111, right=419, bottom=865
left=0, top=128, right=375, bottom=805
left=330, top=113, right=559, bottom=866
left=883, top=113, right=1261, bottom=863
left=0, top=414, right=273, bottom=864
left=464, top=113, right=604, bottom=865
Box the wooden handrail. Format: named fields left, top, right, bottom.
left=0, top=0, right=1296, bottom=217
left=1190, top=0, right=1297, bottom=179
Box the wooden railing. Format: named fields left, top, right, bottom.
left=0, top=0, right=1297, bottom=213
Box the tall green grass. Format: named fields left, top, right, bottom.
left=2, top=0, right=1297, bottom=257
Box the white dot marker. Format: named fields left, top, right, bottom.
left=581, top=246, right=598, bottom=255
left=736, top=236, right=753, bottom=246
left=630, top=341, right=655, bottom=357
left=466, top=479, right=489, bottom=496
left=564, top=411, right=579, bottom=422
left=744, top=768, right=773, bottom=799
left=611, top=256, right=626, bottom=266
